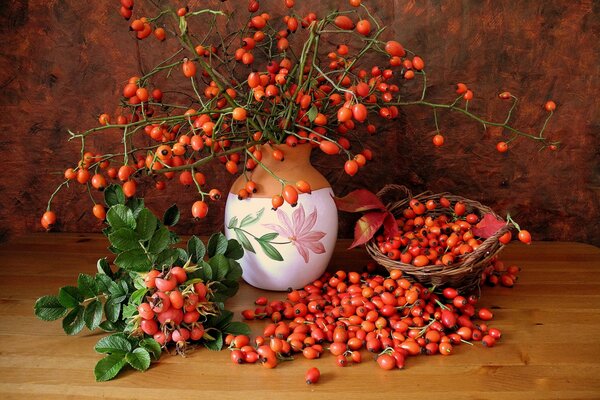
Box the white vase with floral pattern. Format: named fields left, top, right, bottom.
left=224, top=143, right=338, bottom=291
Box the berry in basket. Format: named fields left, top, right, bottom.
left=335, top=185, right=531, bottom=293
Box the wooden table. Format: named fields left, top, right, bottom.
left=1, top=233, right=599, bottom=399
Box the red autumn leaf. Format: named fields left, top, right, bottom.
left=472, top=213, right=507, bottom=239
left=382, top=211, right=398, bottom=239
left=334, top=189, right=386, bottom=213
left=349, top=211, right=387, bottom=249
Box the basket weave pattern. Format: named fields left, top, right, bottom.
left=365, top=185, right=514, bottom=293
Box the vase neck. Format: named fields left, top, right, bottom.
left=259, top=143, right=313, bottom=169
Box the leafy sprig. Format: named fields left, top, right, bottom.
left=34, top=184, right=248, bottom=381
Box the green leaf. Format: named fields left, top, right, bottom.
left=259, top=232, right=279, bottom=242
left=134, top=208, right=157, bottom=241
left=96, top=274, right=113, bottom=293
left=139, top=338, right=162, bottom=360
left=94, top=353, right=127, bottom=382
left=105, top=298, right=122, bottom=323
left=109, top=228, right=141, bottom=252
left=126, top=198, right=145, bottom=218
left=234, top=229, right=254, bottom=253
left=62, top=306, right=85, bottom=335
left=155, top=248, right=178, bottom=268
left=227, top=216, right=239, bottom=229
left=168, top=231, right=180, bottom=245
left=76, top=274, right=97, bottom=299
left=97, top=258, right=113, bottom=277
left=204, top=331, right=223, bottom=351
left=99, top=320, right=119, bottom=332
left=239, top=208, right=264, bottom=227
left=58, top=286, right=83, bottom=308
left=95, top=333, right=132, bottom=354
left=148, top=227, right=170, bottom=254
left=226, top=260, right=243, bottom=282
left=114, top=248, right=152, bottom=272
left=34, top=295, right=68, bottom=321
left=224, top=321, right=251, bottom=336
left=207, top=233, right=228, bottom=257
left=84, top=300, right=103, bottom=330
left=108, top=280, right=128, bottom=303
left=206, top=310, right=234, bottom=329
left=211, top=281, right=239, bottom=302
left=122, top=304, right=137, bottom=319
left=175, top=248, right=189, bottom=265
left=126, top=348, right=151, bottom=371
left=307, top=105, right=318, bottom=122
left=129, top=287, right=148, bottom=306
left=187, top=236, right=206, bottom=263
left=257, top=240, right=284, bottom=261
left=106, top=204, right=136, bottom=230
left=224, top=239, right=244, bottom=260
left=208, top=254, right=229, bottom=281
left=163, top=204, right=180, bottom=227
left=104, top=185, right=126, bottom=207
left=198, top=261, right=212, bottom=281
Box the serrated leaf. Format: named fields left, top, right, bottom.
left=234, top=229, right=254, bottom=253
left=77, top=274, right=98, bottom=298
left=175, top=248, right=188, bottom=265
left=109, top=228, right=142, bottom=252
left=204, top=331, right=223, bottom=351
left=108, top=279, right=128, bottom=302
left=84, top=300, right=103, bottom=330
left=34, top=295, right=68, bottom=321
left=125, top=348, right=151, bottom=371
left=148, top=227, right=170, bottom=254
left=140, top=338, right=162, bottom=360
left=163, top=204, right=180, bottom=227
left=122, top=304, right=137, bottom=319
left=58, top=286, right=83, bottom=308
left=226, top=260, right=243, bottom=282
left=207, top=310, right=234, bottom=329
left=62, top=306, right=85, bottom=335
left=114, top=248, right=152, bottom=272
left=259, top=232, right=278, bottom=242
left=106, top=204, right=136, bottom=230
left=199, top=261, right=213, bottom=281
left=97, top=258, right=113, bottom=277
left=208, top=254, right=230, bottom=281
left=95, top=334, right=132, bottom=354
left=239, top=208, right=264, bottom=227
left=129, top=287, right=148, bottom=306
left=155, top=248, right=178, bottom=268
left=99, top=320, right=119, bottom=332
left=349, top=211, right=387, bottom=249
left=105, top=298, right=122, bottom=323
left=211, top=280, right=239, bottom=301
left=94, top=353, right=127, bottom=382
left=168, top=231, right=179, bottom=245
left=96, top=274, right=113, bottom=293
left=224, top=321, right=251, bottom=336
left=307, top=105, right=318, bottom=122
left=134, top=208, right=157, bottom=241
left=334, top=189, right=387, bottom=213
left=126, top=198, right=145, bottom=219
left=257, top=240, right=283, bottom=261
left=207, top=233, right=228, bottom=257
left=187, top=235, right=206, bottom=263
left=224, top=239, right=244, bottom=260
left=104, top=185, right=126, bottom=207
left=227, top=216, right=238, bottom=229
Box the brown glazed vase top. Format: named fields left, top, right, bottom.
left=229, top=143, right=331, bottom=196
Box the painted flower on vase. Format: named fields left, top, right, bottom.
left=264, top=205, right=326, bottom=263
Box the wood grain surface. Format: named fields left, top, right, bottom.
left=0, top=1, right=599, bottom=245
left=0, top=233, right=599, bottom=399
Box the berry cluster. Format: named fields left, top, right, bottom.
left=232, top=267, right=512, bottom=371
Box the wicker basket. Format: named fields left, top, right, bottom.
left=365, top=184, right=514, bottom=294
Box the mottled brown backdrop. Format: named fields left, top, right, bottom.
left=1, top=0, right=599, bottom=245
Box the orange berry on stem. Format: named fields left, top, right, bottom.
left=344, top=159, right=359, bottom=176
left=282, top=185, right=299, bottom=207
left=92, top=204, right=106, bottom=220
left=518, top=230, right=532, bottom=244
left=192, top=201, right=209, bottom=218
